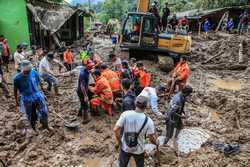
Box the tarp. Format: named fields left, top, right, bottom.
left=27, top=3, right=77, bottom=34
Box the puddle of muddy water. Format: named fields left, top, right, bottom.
left=84, top=159, right=101, bottom=167
left=209, top=79, right=242, bottom=91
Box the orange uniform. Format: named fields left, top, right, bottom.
left=174, top=62, right=190, bottom=85
left=134, top=68, right=151, bottom=88
left=101, top=69, right=121, bottom=93
left=90, top=76, right=113, bottom=116
left=64, top=51, right=73, bottom=64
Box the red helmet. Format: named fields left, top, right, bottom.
left=83, top=59, right=95, bottom=69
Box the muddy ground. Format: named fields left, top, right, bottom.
left=0, top=32, right=250, bottom=167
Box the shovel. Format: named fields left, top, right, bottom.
left=51, top=110, right=80, bottom=129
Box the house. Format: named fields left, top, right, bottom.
left=0, top=0, right=90, bottom=53
left=176, top=5, right=250, bottom=31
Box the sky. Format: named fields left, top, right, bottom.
left=66, top=0, right=104, bottom=5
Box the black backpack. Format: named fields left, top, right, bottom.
left=124, top=115, right=148, bottom=148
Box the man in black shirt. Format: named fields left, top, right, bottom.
left=162, top=2, right=171, bottom=31
left=121, top=78, right=136, bottom=112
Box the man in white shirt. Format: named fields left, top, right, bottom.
left=138, top=87, right=163, bottom=117
left=114, top=96, right=158, bottom=167
left=39, top=52, right=65, bottom=95
left=14, top=44, right=25, bottom=72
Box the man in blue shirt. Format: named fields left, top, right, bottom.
left=164, top=85, right=193, bottom=145
left=77, top=60, right=95, bottom=123
left=13, top=60, right=51, bottom=133
left=227, top=18, right=234, bottom=33
left=203, top=18, right=210, bottom=39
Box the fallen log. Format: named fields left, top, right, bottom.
left=202, top=50, right=224, bottom=64
left=202, top=64, right=247, bottom=71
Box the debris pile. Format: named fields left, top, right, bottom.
left=192, top=33, right=250, bottom=70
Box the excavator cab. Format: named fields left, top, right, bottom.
left=121, top=12, right=157, bottom=48
left=120, top=12, right=192, bottom=56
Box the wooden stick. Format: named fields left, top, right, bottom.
left=202, top=50, right=223, bottom=64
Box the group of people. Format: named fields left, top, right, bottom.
left=148, top=1, right=189, bottom=32
left=203, top=10, right=249, bottom=38
left=148, top=1, right=249, bottom=37
left=0, top=34, right=193, bottom=166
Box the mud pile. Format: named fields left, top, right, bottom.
left=0, top=32, right=250, bottom=167
left=191, top=33, right=250, bottom=71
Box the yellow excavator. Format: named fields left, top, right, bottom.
left=120, top=0, right=192, bottom=71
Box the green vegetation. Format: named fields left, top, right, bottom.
left=87, top=0, right=249, bottom=23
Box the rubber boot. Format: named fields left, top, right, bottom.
left=41, top=119, right=53, bottom=132
left=82, top=111, right=91, bottom=124
left=77, top=108, right=83, bottom=117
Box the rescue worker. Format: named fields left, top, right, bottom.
left=162, top=2, right=171, bottom=31
left=164, top=85, right=193, bottom=146
left=13, top=60, right=51, bottom=133
left=39, top=52, right=66, bottom=95
left=63, top=47, right=74, bottom=71
left=121, top=78, right=136, bottom=112
left=167, top=56, right=190, bottom=95
left=100, top=64, right=121, bottom=98
left=0, top=35, right=10, bottom=72
left=132, top=20, right=141, bottom=35
left=89, top=69, right=113, bottom=117
left=14, top=44, right=25, bottom=72
left=133, top=63, right=151, bottom=96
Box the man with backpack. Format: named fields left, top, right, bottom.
left=113, top=96, right=158, bottom=167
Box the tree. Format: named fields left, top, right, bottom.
left=99, top=0, right=128, bottom=23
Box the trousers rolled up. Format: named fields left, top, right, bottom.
left=20, top=92, right=48, bottom=130
left=41, top=73, right=59, bottom=91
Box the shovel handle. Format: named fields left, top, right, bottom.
left=50, top=110, right=66, bottom=122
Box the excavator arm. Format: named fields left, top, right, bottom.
left=137, top=0, right=149, bottom=12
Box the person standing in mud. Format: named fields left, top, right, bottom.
left=39, top=52, right=65, bottom=95
left=121, top=78, right=136, bottom=112
left=76, top=60, right=95, bottom=123
left=13, top=60, right=52, bottom=133
left=114, top=96, right=158, bottom=167
left=203, top=18, right=210, bottom=39
left=0, top=58, right=10, bottom=97
left=164, top=85, right=193, bottom=145
left=63, top=47, right=74, bottom=71
left=0, top=35, right=10, bottom=72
